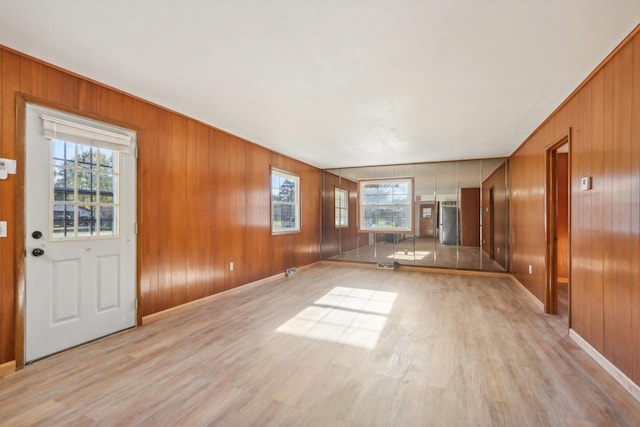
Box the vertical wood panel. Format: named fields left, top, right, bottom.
left=19, top=58, right=47, bottom=99
left=206, top=129, right=219, bottom=297
left=460, top=188, right=480, bottom=247
left=231, top=136, right=246, bottom=289
left=184, top=119, right=197, bottom=302
left=0, top=51, right=20, bottom=363
left=78, top=81, right=98, bottom=114
left=135, top=101, right=160, bottom=317
left=493, top=164, right=508, bottom=269
left=569, top=83, right=594, bottom=345
left=169, top=115, right=188, bottom=306
left=245, top=144, right=270, bottom=283
left=604, top=45, right=633, bottom=374
left=211, top=131, right=229, bottom=293
left=0, top=50, right=4, bottom=363
left=46, top=67, right=79, bottom=109
left=155, top=109, right=174, bottom=312
left=631, top=35, right=640, bottom=385
left=589, top=71, right=605, bottom=352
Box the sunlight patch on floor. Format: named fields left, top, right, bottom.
left=276, top=286, right=397, bottom=349
left=388, top=250, right=431, bottom=260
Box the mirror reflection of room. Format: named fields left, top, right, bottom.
left=322, top=158, right=508, bottom=272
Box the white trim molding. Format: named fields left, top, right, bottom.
left=569, top=329, right=640, bottom=402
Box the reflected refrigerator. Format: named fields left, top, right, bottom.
left=440, top=205, right=459, bottom=245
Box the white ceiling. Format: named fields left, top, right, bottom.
left=1, top=1, right=639, bottom=169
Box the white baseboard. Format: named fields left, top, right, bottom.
left=569, top=329, right=640, bottom=402
left=509, top=275, right=544, bottom=311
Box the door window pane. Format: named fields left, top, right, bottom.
left=50, top=140, right=120, bottom=239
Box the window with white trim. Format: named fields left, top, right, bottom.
left=271, top=168, right=300, bottom=233
left=358, top=178, right=413, bottom=233
left=335, top=187, right=349, bottom=228
left=41, top=113, right=133, bottom=239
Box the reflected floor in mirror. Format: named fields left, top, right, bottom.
left=329, top=237, right=506, bottom=272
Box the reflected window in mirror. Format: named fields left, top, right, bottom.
left=358, top=178, right=413, bottom=233
left=335, top=187, right=349, bottom=228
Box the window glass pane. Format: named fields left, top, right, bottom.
left=394, top=218, right=409, bottom=228
left=77, top=170, right=97, bottom=192
left=52, top=140, right=72, bottom=166
left=78, top=204, right=96, bottom=236
left=53, top=204, right=75, bottom=238
left=99, top=149, right=114, bottom=172
left=358, top=178, right=412, bottom=232
left=53, top=167, right=75, bottom=192
left=50, top=140, right=120, bottom=240
left=100, top=206, right=116, bottom=236
left=335, top=188, right=349, bottom=227
left=363, top=194, right=378, bottom=205
left=100, top=173, right=116, bottom=203
left=271, top=169, right=300, bottom=233
left=78, top=145, right=96, bottom=170
left=379, top=193, right=392, bottom=205
left=363, top=184, right=378, bottom=195
left=392, top=183, right=409, bottom=194
left=78, top=193, right=95, bottom=203
left=392, top=194, right=409, bottom=204
left=52, top=140, right=76, bottom=167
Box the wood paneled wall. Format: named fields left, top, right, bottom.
left=322, top=172, right=367, bottom=258
left=509, top=26, right=640, bottom=385
left=460, top=188, right=480, bottom=247
left=0, top=46, right=322, bottom=365
left=481, top=162, right=508, bottom=269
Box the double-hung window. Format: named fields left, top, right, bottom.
left=335, top=187, right=349, bottom=228
left=271, top=168, right=300, bottom=233
left=358, top=178, right=413, bottom=233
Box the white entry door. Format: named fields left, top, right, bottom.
left=25, top=104, right=137, bottom=362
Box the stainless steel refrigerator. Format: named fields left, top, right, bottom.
left=440, top=205, right=459, bottom=245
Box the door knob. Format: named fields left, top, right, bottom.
left=32, top=248, right=45, bottom=257
left=32, top=231, right=43, bottom=239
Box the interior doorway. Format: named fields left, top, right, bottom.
left=545, top=134, right=570, bottom=326
left=488, top=186, right=495, bottom=260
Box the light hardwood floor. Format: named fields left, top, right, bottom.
left=1, top=265, right=639, bottom=426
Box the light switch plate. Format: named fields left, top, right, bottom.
left=0, top=158, right=16, bottom=174
left=580, top=176, right=592, bottom=191
left=0, top=221, right=7, bottom=238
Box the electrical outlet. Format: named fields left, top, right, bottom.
left=230, top=262, right=234, bottom=271
left=0, top=221, right=6, bottom=238
left=528, top=264, right=532, bottom=274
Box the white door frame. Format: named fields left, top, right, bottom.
left=14, top=95, right=140, bottom=369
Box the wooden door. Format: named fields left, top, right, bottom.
left=419, top=203, right=436, bottom=237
